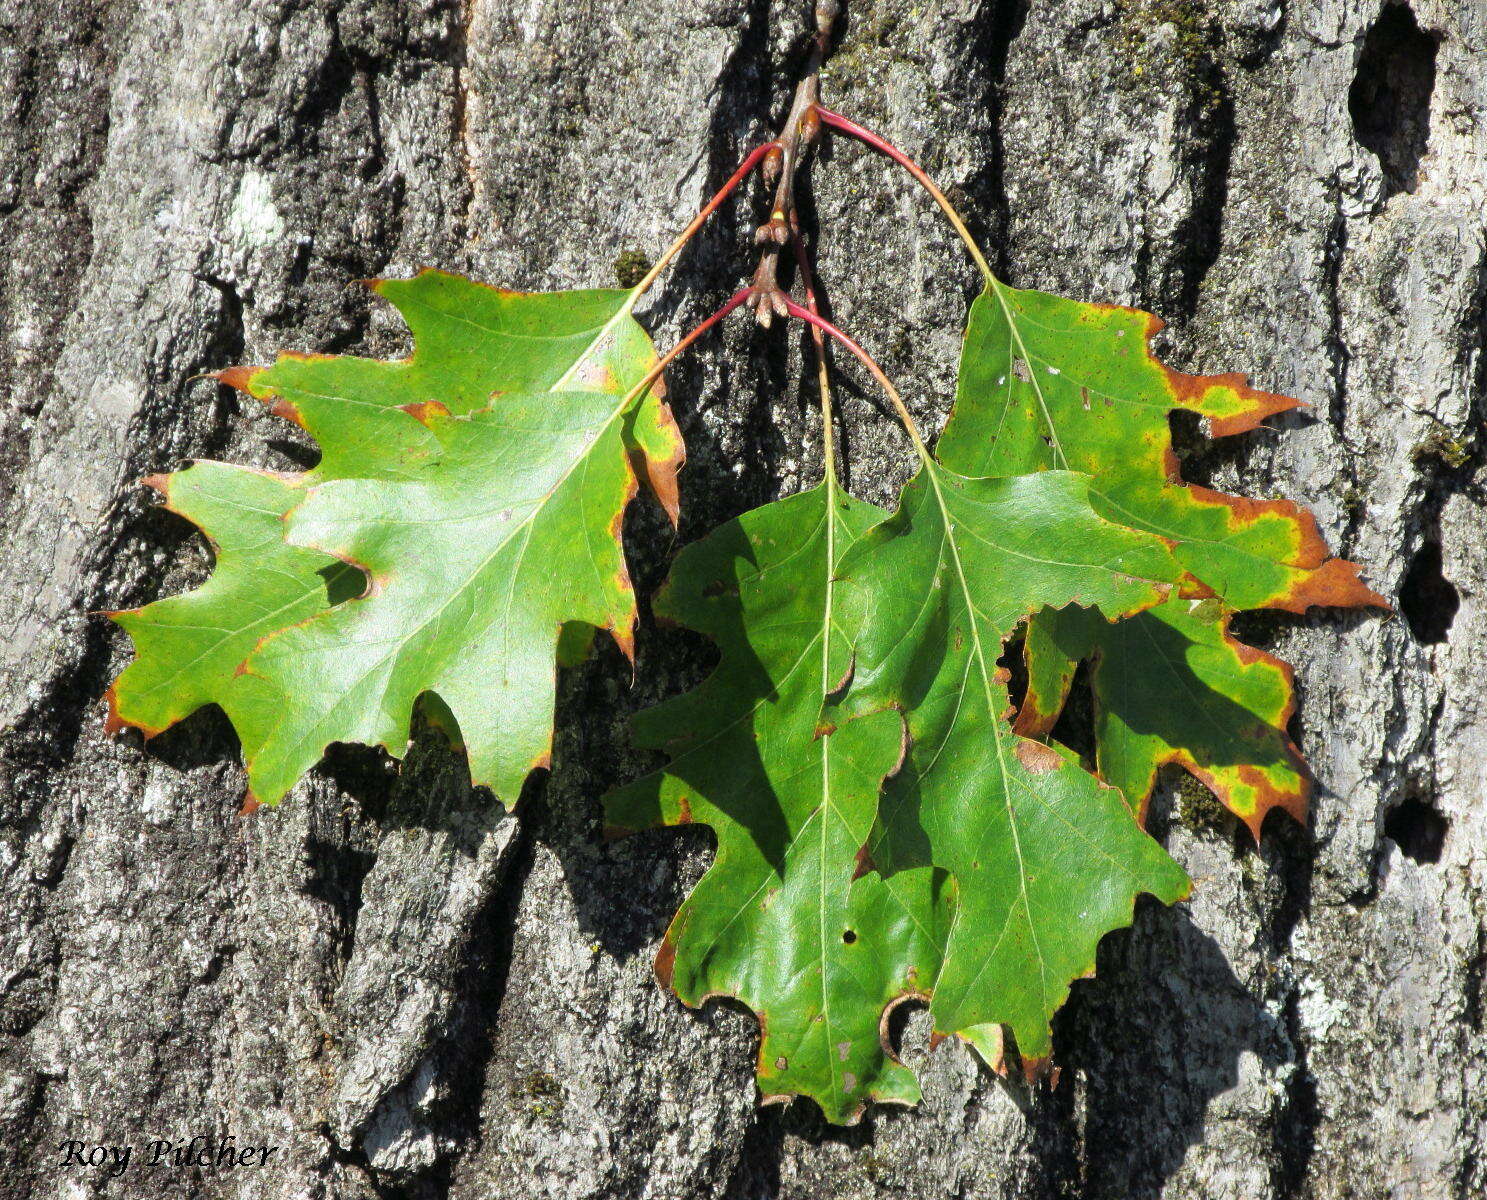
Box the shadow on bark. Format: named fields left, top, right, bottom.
left=1040, top=900, right=1298, bottom=1199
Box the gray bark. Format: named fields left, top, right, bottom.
left=1, top=0, right=1482, bottom=1197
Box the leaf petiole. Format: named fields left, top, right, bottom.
left=781, top=297, right=930, bottom=465
left=621, top=143, right=778, bottom=313
left=619, top=287, right=753, bottom=411
left=813, top=106, right=993, bottom=284
left=788, top=229, right=837, bottom=485
left=553, top=146, right=772, bottom=394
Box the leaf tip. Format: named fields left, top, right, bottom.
left=213, top=365, right=260, bottom=394
left=610, top=621, right=637, bottom=665
left=1275, top=556, right=1391, bottom=615
left=1020, top=1053, right=1053, bottom=1085
left=101, top=683, right=129, bottom=738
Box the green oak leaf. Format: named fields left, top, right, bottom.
left=938, top=275, right=1383, bottom=832
left=836, top=464, right=1193, bottom=1064
left=1016, top=599, right=1307, bottom=839
left=229, top=272, right=682, bottom=509
left=605, top=482, right=953, bottom=1123
left=108, top=270, right=682, bottom=805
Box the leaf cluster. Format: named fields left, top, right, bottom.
left=107, top=152, right=1381, bottom=1127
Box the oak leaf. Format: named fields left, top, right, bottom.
left=939, top=278, right=1385, bottom=834
left=109, top=270, right=681, bottom=807
left=605, top=482, right=952, bottom=1123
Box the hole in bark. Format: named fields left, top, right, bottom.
left=1384, top=793, right=1447, bottom=863
left=1398, top=538, right=1458, bottom=644
left=1348, top=3, right=1438, bottom=197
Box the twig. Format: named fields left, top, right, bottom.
left=621, top=289, right=754, bottom=409
left=747, top=2, right=839, bottom=326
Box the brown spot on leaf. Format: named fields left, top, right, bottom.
left=1015, top=739, right=1062, bottom=775
left=398, top=400, right=451, bottom=425
left=1013, top=694, right=1060, bottom=738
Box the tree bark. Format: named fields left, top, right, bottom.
left=1, top=1, right=1482, bottom=1197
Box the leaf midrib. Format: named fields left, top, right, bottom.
left=917, top=460, right=1053, bottom=1023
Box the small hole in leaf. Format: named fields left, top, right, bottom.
left=1348, top=3, right=1438, bottom=197
left=1384, top=793, right=1448, bottom=864
left=321, top=561, right=367, bottom=606
left=1398, top=538, right=1458, bottom=644
left=841, top=929, right=857, bottom=945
